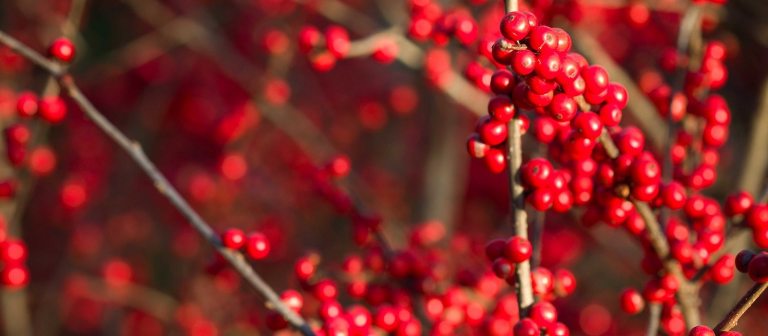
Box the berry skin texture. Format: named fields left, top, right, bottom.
left=245, top=232, right=271, bottom=260
left=505, top=236, right=533, bottom=263
left=620, top=288, right=644, bottom=314
left=484, top=148, right=506, bottom=174
left=500, top=12, right=531, bottom=41
left=548, top=94, right=577, bottom=121
left=48, top=37, right=76, bottom=63
left=479, top=120, right=508, bottom=146
left=747, top=252, right=768, bottom=282
left=528, top=26, right=557, bottom=51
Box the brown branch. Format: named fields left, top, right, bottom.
left=0, top=31, right=315, bottom=336
left=646, top=303, right=662, bottom=336
left=714, top=282, right=768, bottom=332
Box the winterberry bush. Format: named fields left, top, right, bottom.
left=0, top=0, right=767, bottom=335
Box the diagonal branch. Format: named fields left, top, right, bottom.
left=0, top=30, right=315, bottom=336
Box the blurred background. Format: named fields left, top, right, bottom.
left=0, top=0, right=767, bottom=335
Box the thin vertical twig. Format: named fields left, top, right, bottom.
left=503, top=0, right=534, bottom=316
left=646, top=303, right=662, bottom=336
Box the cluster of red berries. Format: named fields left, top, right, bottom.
left=219, top=228, right=271, bottom=260
left=649, top=42, right=730, bottom=190
left=298, top=25, right=351, bottom=72
left=406, top=0, right=479, bottom=47
left=0, top=229, right=29, bottom=288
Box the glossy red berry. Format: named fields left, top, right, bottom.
left=467, top=134, right=490, bottom=159
left=513, top=318, right=539, bottom=336
left=521, top=158, right=553, bottom=188
left=325, top=26, right=350, bottom=58
left=505, top=236, right=532, bottom=263
left=488, top=95, right=516, bottom=122
left=484, top=148, right=506, bottom=174
left=598, top=103, right=622, bottom=127
left=571, top=112, right=603, bottom=139
left=527, top=189, right=553, bottom=211
left=630, top=158, right=661, bottom=185
left=48, top=37, right=76, bottom=63
left=548, top=94, right=577, bottom=121
left=479, top=120, right=508, bottom=146
left=500, top=12, right=531, bottom=41
left=709, top=254, right=735, bottom=284
left=245, top=232, right=270, bottom=259
left=620, top=288, right=644, bottom=314
left=512, top=50, right=536, bottom=76
left=661, top=182, right=687, bottom=210
left=528, top=26, right=557, bottom=51
left=39, top=96, right=67, bottom=123
left=529, top=301, right=557, bottom=326
left=725, top=191, right=753, bottom=216
left=581, top=65, right=609, bottom=93
left=491, top=70, right=516, bottom=95
left=220, top=228, right=246, bottom=249
left=688, top=326, right=715, bottom=336
left=535, top=50, right=561, bottom=80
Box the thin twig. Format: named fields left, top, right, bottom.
left=714, top=282, right=768, bottom=332
left=0, top=31, right=315, bottom=336
left=646, top=303, right=662, bottom=336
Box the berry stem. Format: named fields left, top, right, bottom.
left=646, top=303, right=661, bottom=336
left=0, top=31, right=316, bottom=336
left=503, top=0, right=534, bottom=315
left=595, top=128, right=701, bottom=327
left=714, top=282, right=768, bottom=332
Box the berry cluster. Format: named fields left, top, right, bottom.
left=298, top=25, right=351, bottom=72
left=220, top=228, right=271, bottom=260
left=734, top=250, right=768, bottom=283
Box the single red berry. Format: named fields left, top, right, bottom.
left=39, top=96, right=67, bottom=123
left=245, top=232, right=270, bottom=259
left=492, top=258, right=514, bottom=279
left=48, top=37, right=76, bottom=63
left=325, top=26, right=350, bottom=58
left=709, top=254, right=735, bottom=284
left=528, top=301, right=557, bottom=326
left=746, top=205, right=768, bottom=229
left=581, top=65, right=610, bottom=93
left=313, top=279, right=339, bottom=301
left=605, top=82, right=628, bottom=109
left=552, top=28, right=572, bottom=53
left=535, top=50, right=561, bottom=80
left=554, top=268, right=576, bottom=296
left=0, top=265, right=29, bottom=288
left=280, top=290, right=304, bottom=311
left=220, top=228, right=246, bottom=249
left=630, top=158, right=661, bottom=185
left=620, top=288, right=644, bottom=314
left=500, top=12, right=531, bottom=41
left=513, top=318, right=539, bottom=336
left=532, top=117, right=558, bottom=143
left=598, top=103, right=622, bottom=126
left=512, top=50, right=536, bottom=75
left=548, top=93, right=577, bottom=121
left=491, top=70, right=516, bottom=95
left=725, top=191, right=755, bottom=216
left=298, top=26, right=322, bottom=53
left=16, top=92, right=38, bottom=118
left=0, top=240, right=26, bottom=263
left=488, top=95, right=516, bottom=122
left=485, top=238, right=507, bottom=261
left=687, top=325, right=715, bottom=336
left=484, top=148, right=506, bottom=174
left=748, top=252, right=768, bottom=283
left=521, top=158, right=554, bottom=188
left=549, top=323, right=570, bottom=336
left=661, top=182, right=687, bottom=210
left=571, top=112, right=603, bottom=139
left=479, top=120, right=508, bottom=146
left=504, top=236, right=532, bottom=263
left=528, top=26, right=557, bottom=51
left=531, top=267, right=554, bottom=295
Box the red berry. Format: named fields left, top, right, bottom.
left=688, top=325, right=715, bottom=336
left=491, top=70, right=516, bottom=95
left=571, top=112, right=603, bottom=139
left=709, top=254, right=735, bottom=284
left=535, top=50, right=561, bottom=80
left=0, top=265, right=28, bottom=288
left=245, top=232, right=270, bottom=259
left=521, top=158, right=553, bottom=188
left=554, top=268, right=577, bottom=296
left=39, top=96, right=67, bottom=123
left=16, top=92, right=38, bottom=118
left=48, top=37, right=76, bottom=63
left=485, top=238, right=507, bottom=261
left=620, top=288, right=644, bottom=314
left=581, top=65, right=610, bottom=93
left=548, top=93, right=577, bottom=121
left=512, top=50, right=536, bottom=75
left=325, top=26, right=350, bottom=58
left=661, top=182, right=687, bottom=210
left=484, top=148, right=506, bottom=174
left=467, top=134, right=490, bottom=159
left=598, top=103, right=622, bottom=126
left=488, top=95, right=516, bottom=122
left=505, top=236, right=532, bottom=263
left=513, top=318, right=539, bottom=336
left=220, top=228, right=246, bottom=249
left=630, top=158, right=661, bottom=185
left=529, top=301, right=557, bottom=326
left=528, top=26, right=557, bottom=51
left=500, top=12, right=531, bottom=41
left=479, top=120, right=508, bottom=146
